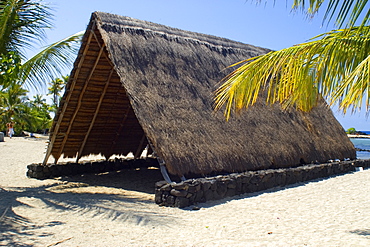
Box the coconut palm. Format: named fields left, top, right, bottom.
left=215, top=0, right=370, bottom=120
left=0, top=0, right=82, bottom=133
left=0, top=0, right=82, bottom=90
left=0, top=81, right=28, bottom=132
left=48, top=75, right=67, bottom=112
left=27, top=94, right=52, bottom=132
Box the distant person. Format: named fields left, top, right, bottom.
left=6, top=122, right=15, bottom=138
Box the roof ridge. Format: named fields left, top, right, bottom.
left=93, top=11, right=270, bottom=53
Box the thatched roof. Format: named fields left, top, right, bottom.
left=43, top=12, right=356, bottom=177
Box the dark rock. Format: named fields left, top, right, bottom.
left=34, top=171, right=47, bottom=180
left=260, top=174, right=276, bottom=190
left=170, top=189, right=188, bottom=197
left=273, top=169, right=285, bottom=186
left=225, top=188, right=236, bottom=197
left=241, top=174, right=252, bottom=184
left=227, top=180, right=237, bottom=189
left=285, top=169, right=297, bottom=185
left=27, top=164, right=38, bottom=171
left=201, top=180, right=211, bottom=191
left=188, top=180, right=200, bottom=193
left=250, top=175, right=261, bottom=184
left=175, top=197, right=189, bottom=208
left=326, top=164, right=333, bottom=175
left=155, top=190, right=163, bottom=204
left=216, top=182, right=227, bottom=197
left=165, top=195, right=175, bottom=206
left=35, top=165, right=43, bottom=172
left=236, top=179, right=243, bottom=193
left=172, top=182, right=189, bottom=190
left=155, top=180, right=167, bottom=189
left=242, top=182, right=258, bottom=194
left=210, top=180, right=217, bottom=191
left=186, top=192, right=193, bottom=199
left=194, top=190, right=205, bottom=203
left=204, top=189, right=214, bottom=201
left=26, top=170, right=33, bottom=178
left=213, top=190, right=222, bottom=200
left=187, top=185, right=197, bottom=193
left=161, top=184, right=172, bottom=191
left=301, top=166, right=317, bottom=181
left=42, top=166, right=50, bottom=173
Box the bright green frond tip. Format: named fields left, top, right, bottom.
left=215, top=25, right=370, bottom=120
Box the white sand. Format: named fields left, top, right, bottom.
left=1, top=137, right=370, bottom=246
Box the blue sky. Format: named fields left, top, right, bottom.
left=35, top=0, right=369, bottom=130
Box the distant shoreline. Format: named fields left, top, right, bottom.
left=348, top=134, right=370, bottom=139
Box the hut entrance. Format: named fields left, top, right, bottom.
left=43, top=25, right=149, bottom=166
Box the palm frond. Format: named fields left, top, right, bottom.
left=215, top=26, right=370, bottom=120
left=253, top=1, right=369, bottom=30
left=253, top=1, right=370, bottom=27
left=0, top=0, right=53, bottom=57
left=291, top=0, right=369, bottom=28
left=332, top=54, right=370, bottom=112
left=21, top=31, right=83, bottom=90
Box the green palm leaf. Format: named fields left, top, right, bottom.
left=215, top=26, right=370, bottom=120
left=21, top=31, right=83, bottom=89
left=332, top=54, right=370, bottom=112
left=0, top=0, right=53, bottom=57
left=291, top=0, right=369, bottom=28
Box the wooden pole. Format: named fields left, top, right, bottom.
left=55, top=42, right=107, bottom=162
left=134, top=134, right=147, bottom=159
left=42, top=24, right=96, bottom=165
left=76, top=68, right=114, bottom=162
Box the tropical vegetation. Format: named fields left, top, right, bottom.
left=215, top=0, right=370, bottom=120
left=0, top=0, right=82, bottom=135
left=48, top=75, right=68, bottom=113
left=346, top=127, right=357, bottom=134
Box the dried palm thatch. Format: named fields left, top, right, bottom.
left=43, top=12, right=356, bottom=177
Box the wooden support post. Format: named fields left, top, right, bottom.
left=56, top=42, right=106, bottom=162
left=42, top=25, right=96, bottom=165
left=76, top=68, right=114, bottom=162
left=134, top=134, right=147, bottom=159
left=107, top=104, right=132, bottom=156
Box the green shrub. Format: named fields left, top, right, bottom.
left=346, top=127, right=357, bottom=134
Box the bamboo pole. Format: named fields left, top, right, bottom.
left=76, top=68, right=114, bottom=162
left=42, top=24, right=96, bottom=165
left=107, top=104, right=132, bottom=156
left=55, top=40, right=107, bottom=163
left=134, top=134, right=147, bottom=159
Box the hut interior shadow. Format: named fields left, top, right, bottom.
left=59, top=165, right=167, bottom=194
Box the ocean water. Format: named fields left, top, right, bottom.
left=350, top=135, right=370, bottom=159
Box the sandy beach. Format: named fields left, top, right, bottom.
left=1, top=137, right=369, bottom=246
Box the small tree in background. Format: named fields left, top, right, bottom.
left=27, top=94, right=52, bottom=133
left=48, top=75, right=68, bottom=113
left=0, top=82, right=28, bottom=131
left=346, top=128, right=357, bottom=134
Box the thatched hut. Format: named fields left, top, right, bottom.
left=43, top=12, right=356, bottom=179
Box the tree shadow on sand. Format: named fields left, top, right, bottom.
left=0, top=168, right=174, bottom=246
